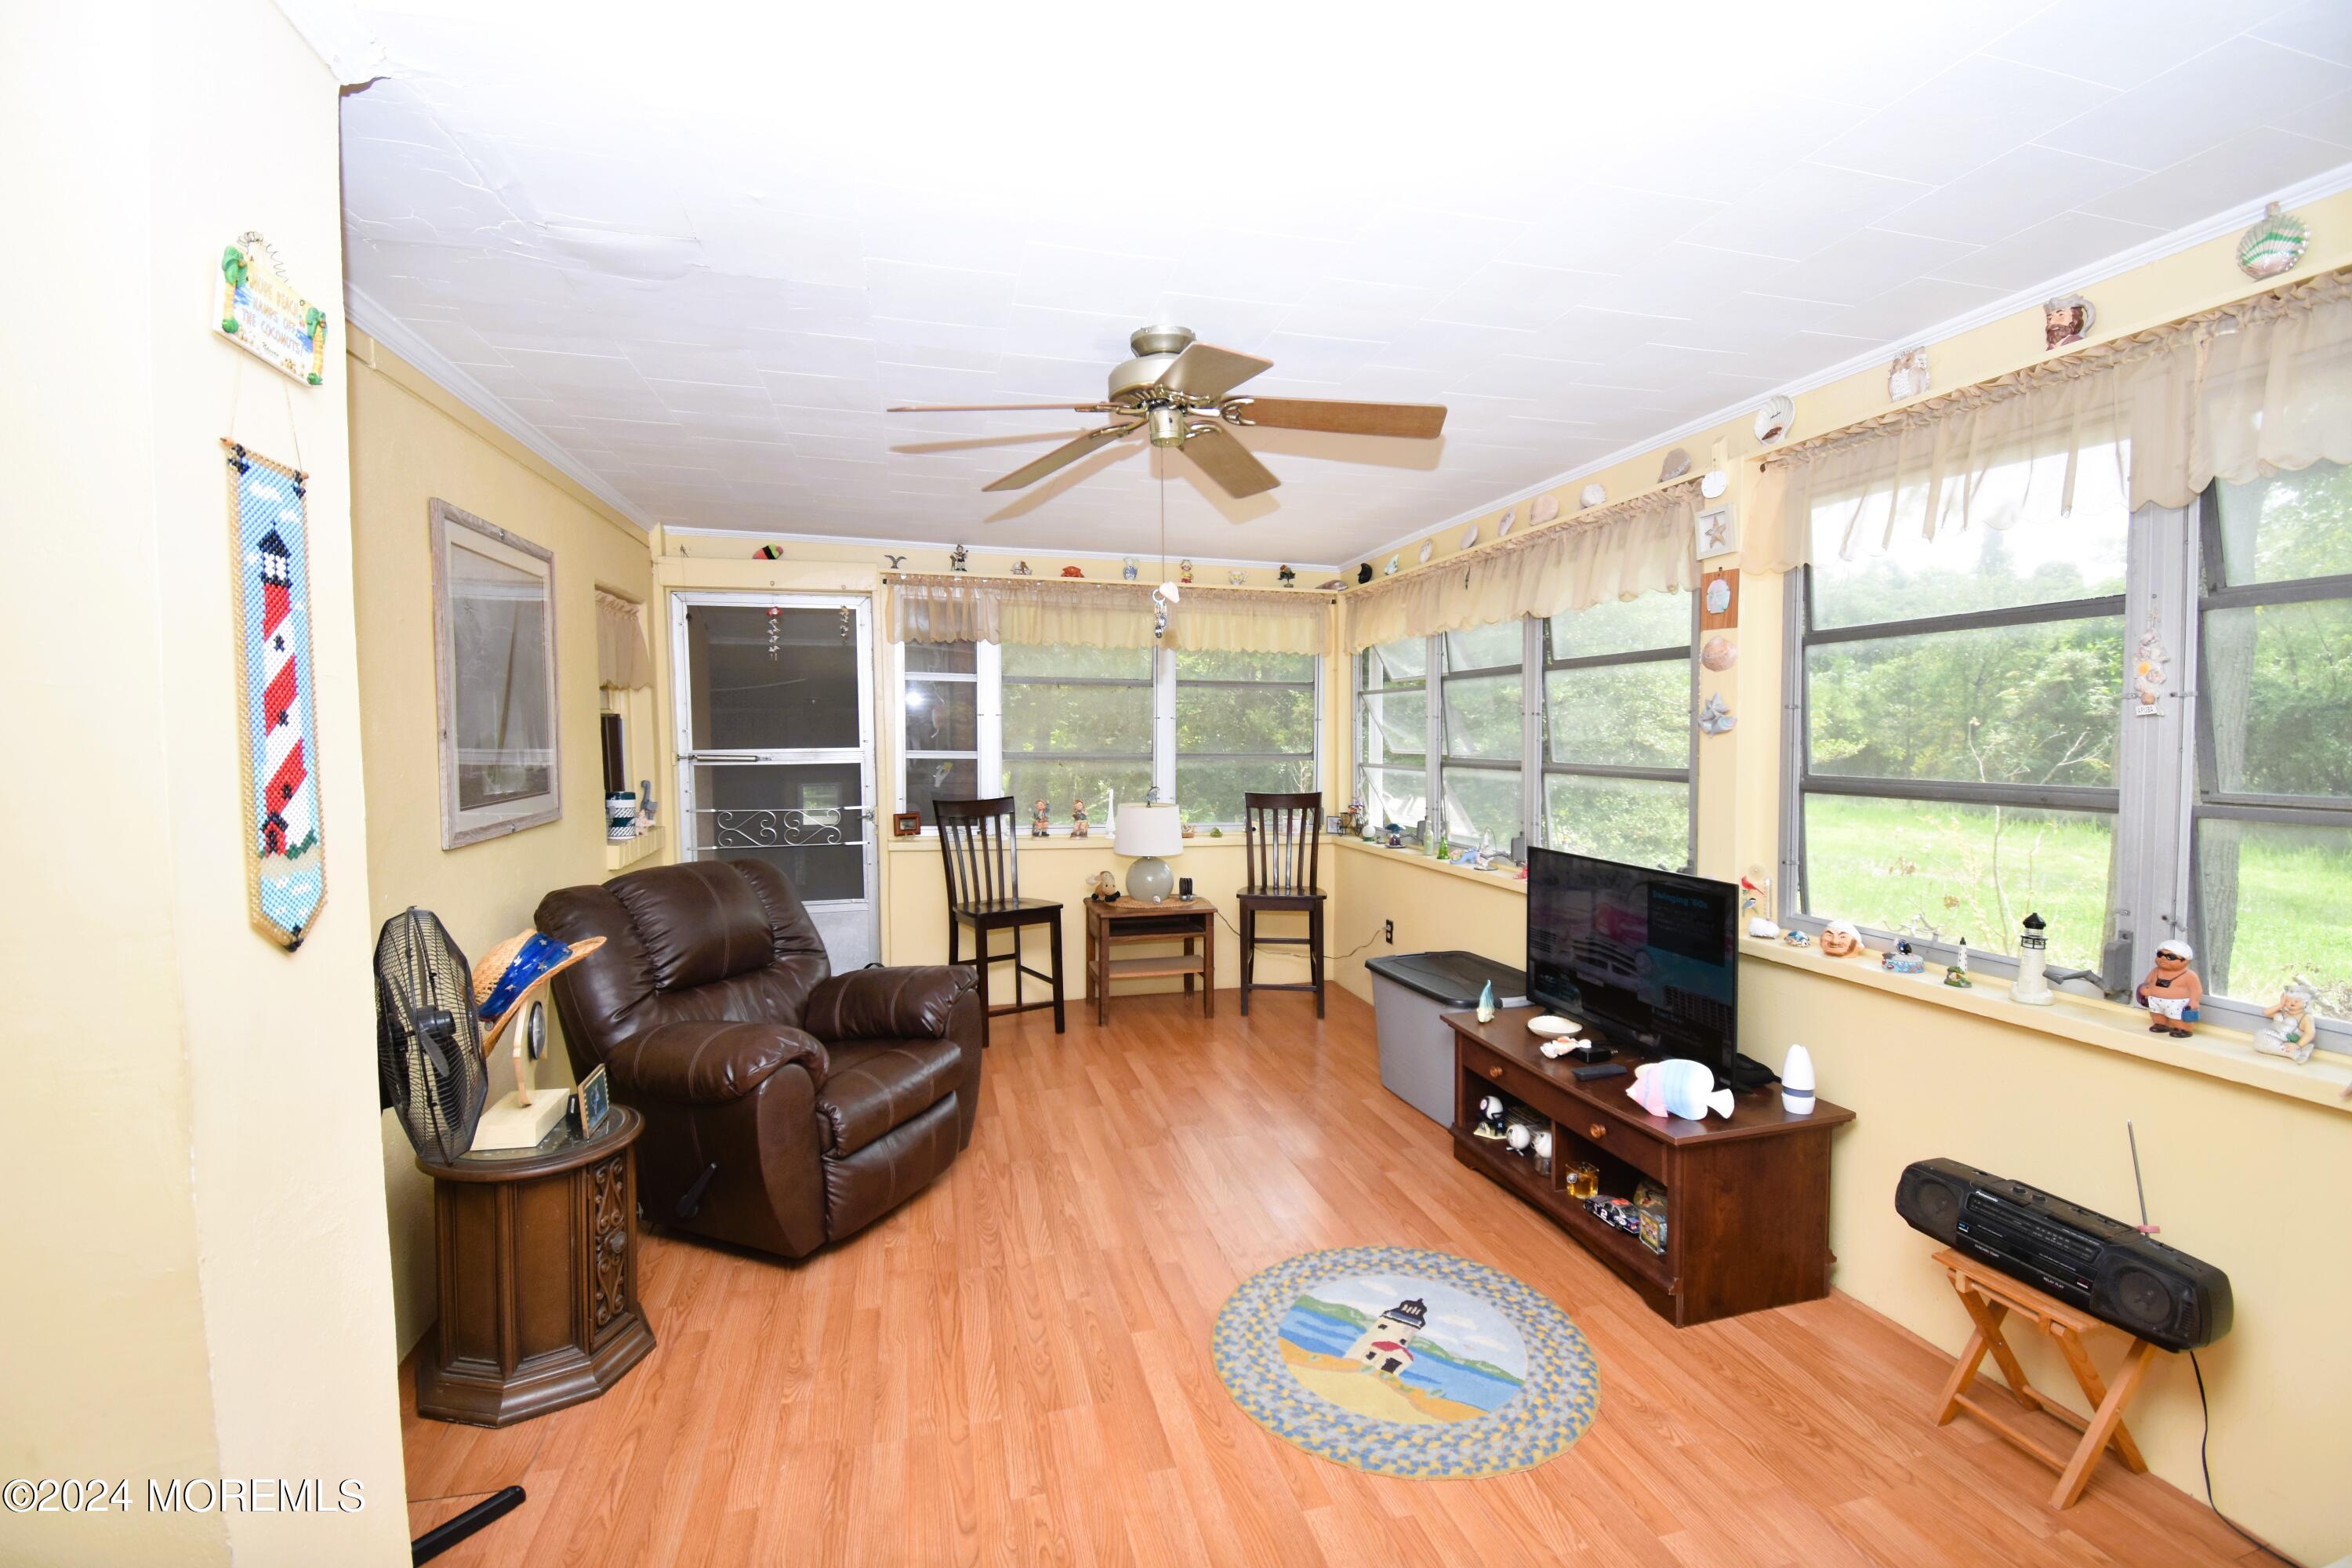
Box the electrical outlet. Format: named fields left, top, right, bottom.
left=1384, top=920, right=1394, bottom=943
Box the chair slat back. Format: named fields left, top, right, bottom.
left=1243, top=790, right=1322, bottom=894
left=935, top=796, right=1020, bottom=912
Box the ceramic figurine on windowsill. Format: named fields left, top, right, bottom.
left=1944, top=937, right=1973, bottom=989
left=2136, top=938, right=2202, bottom=1038
left=1882, top=940, right=1926, bottom=975
left=1031, top=798, right=1051, bottom=837
left=1818, top=920, right=1866, bottom=959
left=2252, top=980, right=2320, bottom=1065
left=1087, top=869, right=1120, bottom=903
left=1069, top=798, right=1091, bottom=839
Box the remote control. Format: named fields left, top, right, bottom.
left=1571, top=1062, right=1628, bottom=1082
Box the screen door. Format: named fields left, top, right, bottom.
left=672, top=593, right=878, bottom=971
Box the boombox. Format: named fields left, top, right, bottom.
left=1895, top=1158, right=2232, bottom=1352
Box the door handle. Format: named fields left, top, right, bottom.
left=695, top=753, right=762, bottom=763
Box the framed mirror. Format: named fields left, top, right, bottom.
left=431, top=498, right=560, bottom=847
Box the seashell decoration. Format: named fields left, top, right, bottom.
left=1417, top=539, right=1436, bottom=564
left=1461, top=522, right=1479, bottom=549
left=1696, top=690, right=1737, bottom=736
left=1496, top=507, right=1515, bottom=537
left=1754, top=395, right=1795, bottom=446
left=1887, top=345, right=1930, bottom=401
left=1579, top=483, right=1606, bottom=510
left=1700, top=634, right=1738, bottom=671
left=1700, top=470, right=1728, bottom=499
left=1530, top=494, right=1559, bottom=524
left=2238, top=201, right=2308, bottom=280
left=1658, top=448, right=1691, bottom=482
left=1385, top=554, right=1401, bottom=576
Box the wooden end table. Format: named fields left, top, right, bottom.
left=1929, top=1246, right=2162, bottom=1508
left=1083, top=895, right=1216, bottom=1025
left=413, top=1105, right=655, bottom=1426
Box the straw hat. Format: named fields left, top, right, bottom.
left=470, top=930, right=605, bottom=1050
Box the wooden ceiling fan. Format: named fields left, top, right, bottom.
left=887, top=325, right=1447, bottom=499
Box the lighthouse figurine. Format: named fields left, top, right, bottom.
left=2010, top=912, right=2054, bottom=1005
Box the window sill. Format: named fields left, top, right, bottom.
left=1333, top=834, right=1530, bottom=894
left=883, top=833, right=1258, bottom=853
left=1739, top=935, right=2352, bottom=1114
left=605, top=824, right=664, bottom=873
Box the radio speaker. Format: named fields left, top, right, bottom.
left=1893, top=1160, right=1967, bottom=1243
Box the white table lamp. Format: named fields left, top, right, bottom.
left=1113, top=802, right=1185, bottom=902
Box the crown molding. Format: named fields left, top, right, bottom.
left=344, top=285, right=655, bottom=533
left=659, top=522, right=1338, bottom=573
left=1363, top=161, right=2352, bottom=564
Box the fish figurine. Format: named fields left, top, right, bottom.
left=1626, top=1059, right=1733, bottom=1121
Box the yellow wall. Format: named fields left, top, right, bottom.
left=347, top=334, right=655, bottom=1355
left=1, top=4, right=408, bottom=1563
left=1327, top=198, right=2352, bottom=1566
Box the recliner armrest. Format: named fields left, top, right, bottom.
left=608, top=1020, right=829, bottom=1105
left=801, top=965, right=977, bottom=1043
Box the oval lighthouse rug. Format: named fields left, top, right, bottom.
left=1211, top=1246, right=1600, bottom=1478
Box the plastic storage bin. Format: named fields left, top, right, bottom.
left=1366, top=950, right=1528, bottom=1125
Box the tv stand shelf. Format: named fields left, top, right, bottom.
left=1447, top=1006, right=1854, bottom=1327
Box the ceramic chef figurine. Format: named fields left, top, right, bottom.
left=1031, top=798, right=1051, bottom=837
left=2252, top=981, right=2320, bottom=1064
left=1818, top=920, right=1865, bottom=959
left=1069, top=797, right=1090, bottom=839
left=2136, top=938, right=2203, bottom=1038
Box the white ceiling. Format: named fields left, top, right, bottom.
left=340, top=1, right=2352, bottom=563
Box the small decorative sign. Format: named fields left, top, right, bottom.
left=224, top=442, right=326, bottom=949
left=215, top=234, right=329, bottom=386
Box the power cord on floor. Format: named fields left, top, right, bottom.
left=1203, top=903, right=1384, bottom=964
left=2190, top=1349, right=2302, bottom=1567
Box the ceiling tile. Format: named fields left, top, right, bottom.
left=1874, top=145, right=2142, bottom=245
left=862, top=260, right=1016, bottom=328
left=1926, top=210, right=2167, bottom=290
left=1985, top=0, right=2273, bottom=90
left=1014, top=242, right=1174, bottom=319
left=1812, top=56, right=2117, bottom=184
left=2251, top=0, right=2352, bottom=70
left=1683, top=164, right=1934, bottom=261
left=2037, top=38, right=2352, bottom=171
left=2080, top=129, right=2352, bottom=229
left=1763, top=228, right=1981, bottom=303
left=1432, top=261, right=1615, bottom=331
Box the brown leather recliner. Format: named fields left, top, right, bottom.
left=535, top=858, right=982, bottom=1259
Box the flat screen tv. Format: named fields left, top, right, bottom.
left=1525, top=848, right=1739, bottom=1086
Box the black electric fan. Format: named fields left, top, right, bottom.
left=372, top=909, right=524, bottom=1564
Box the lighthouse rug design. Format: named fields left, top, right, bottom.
left=223, top=442, right=325, bottom=949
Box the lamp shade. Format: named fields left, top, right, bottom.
left=1113, top=802, right=1184, bottom=858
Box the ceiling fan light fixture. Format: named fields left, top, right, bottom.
left=1146, top=404, right=1187, bottom=448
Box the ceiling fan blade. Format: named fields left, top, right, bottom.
left=981, top=423, right=1141, bottom=492
left=1157, top=343, right=1273, bottom=401
left=1178, top=423, right=1280, bottom=499
left=888, top=401, right=1114, bottom=414
left=1221, top=397, right=1448, bottom=439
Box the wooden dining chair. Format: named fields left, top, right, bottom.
left=1236, top=790, right=1325, bottom=1018
left=934, top=796, right=1065, bottom=1044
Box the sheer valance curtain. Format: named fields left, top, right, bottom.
left=594, top=588, right=653, bottom=690
left=1342, top=482, right=1699, bottom=652
left=1753, top=267, right=2352, bottom=570
left=884, top=572, right=1327, bottom=655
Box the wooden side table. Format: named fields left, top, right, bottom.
left=1083, top=896, right=1216, bottom=1025
left=1929, top=1246, right=2161, bottom=1508
left=413, top=1105, right=655, bottom=1427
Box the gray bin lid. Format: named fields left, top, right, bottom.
left=1365, top=950, right=1526, bottom=1007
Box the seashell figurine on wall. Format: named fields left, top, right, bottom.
left=1496, top=507, right=1515, bottom=537
left=1700, top=634, right=1738, bottom=671
left=1385, top=554, right=1401, bottom=576
left=1579, top=483, right=1606, bottom=510
left=1754, top=394, right=1795, bottom=446
left=2238, top=201, right=2309, bottom=280
left=1530, top=494, right=1559, bottom=523
left=1658, top=448, right=1692, bottom=482
left=1887, top=345, right=1930, bottom=401
left=1626, top=1059, right=1734, bottom=1121
left=1696, top=690, right=1737, bottom=736
left=1461, top=522, right=1479, bottom=549
left=1417, top=539, right=1435, bottom=564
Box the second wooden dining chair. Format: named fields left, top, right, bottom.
left=934, top=795, right=1065, bottom=1044
left=1236, top=789, right=1326, bottom=1018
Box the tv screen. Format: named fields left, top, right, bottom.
left=1525, top=848, right=1738, bottom=1082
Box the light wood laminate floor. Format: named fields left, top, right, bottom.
left=401, top=988, right=2258, bottom=1566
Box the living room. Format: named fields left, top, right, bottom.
left=11, top=3, right=2351, bottom=1566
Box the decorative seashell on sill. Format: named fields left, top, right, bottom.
left=1579, top=483, right=1606, bottom=510
left=1385, top=554, right=1401, bottom=576
left=1496, top=507, right=1515, bottom=537
left=1754, top=394, right=1795, bottom=446
left=1417, top=539, right=1435, bottom=564
left=1461, top=523, right=1479, bottom=549
left=1700, top=634, right=1737, bottom=671
left=1700, top=470, right=1729, bottom=499
left=1530, top=494, right=1559, bottom=523
left=1658, top=448, right=1691, bottom=482
left=2238, top=201, right=2308, bottom=281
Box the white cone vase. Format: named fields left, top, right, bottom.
left=1781, top=1043, right=1817, bottom=1116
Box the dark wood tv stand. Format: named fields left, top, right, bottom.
left=1446, top=1006, right=1854, bottom=1327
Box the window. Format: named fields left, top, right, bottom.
left=431, top=498, right=560, bottom=847
left=1174, top=649, right=1316, bottom=824
left=1357, top=637, right=1428, bottom=833
left=902, top=641, right=984, bottom=824
left=1350, top=597, right=1696, bottom=862
left=1789, top=448, right=2130, bottom=971
left=1439, top=622, right=1524, bottom=854
left=1783, top=445, right=2347, bottom=1044
left=1001, top=644, right=1154, bottom=828
left=2192, top=463, right=2352, bottom=1026
left=898, top=642, right=1321, bottom=829
left=1543, top=591, right=1694, bottom=870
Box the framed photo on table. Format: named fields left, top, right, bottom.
left=431, top=498, right=561, bottom=847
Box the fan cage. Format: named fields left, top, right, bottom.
left=376, top=906, right=491, bottom=1163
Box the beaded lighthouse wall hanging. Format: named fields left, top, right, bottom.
left=223, top=442, right=326, bottom=949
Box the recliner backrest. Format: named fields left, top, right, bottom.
left=536, top=858, right=831, bottom=1073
